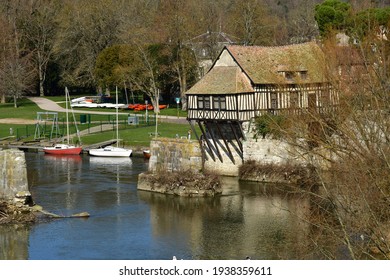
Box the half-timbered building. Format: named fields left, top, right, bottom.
left=186, top=42, right=338, bottom=165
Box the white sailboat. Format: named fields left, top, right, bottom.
left=89, top=87, right=132, bottom=157
left=43, top=87, right=82, bottom=155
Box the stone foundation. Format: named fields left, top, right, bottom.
left=138, top=172, right=221, bottom=197
left=0, top=149, right=31, bottom=205
left=148, top=138, right=202, bottom=172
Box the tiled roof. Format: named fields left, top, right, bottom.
left=227, top=42, right=327, bottom=84
left=186, top=66, right=254, bottom=95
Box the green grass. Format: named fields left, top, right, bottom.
left=1, top=97, right=196, bottom=147
left=0, top=98, right=40, bottom=119
left=80, top=122, right=197, bottom=148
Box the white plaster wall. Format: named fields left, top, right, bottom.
left=215, top=50, right=238, bottom=67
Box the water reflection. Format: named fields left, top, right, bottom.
left=0, top=152, right=310, bottom=260
left=0, top=224, right=29, bottom=259
left=139, top=178, right=309, bottom=260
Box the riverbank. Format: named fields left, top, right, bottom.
left=138, top=170, right=221, bottom=197
left=0, top=201, right=36, bottom=224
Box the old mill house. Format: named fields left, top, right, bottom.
left=186, top=42, right=338, bottom=164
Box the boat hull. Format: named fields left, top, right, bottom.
left=89, top=146, right=132, bottom=157
left=43, top=145, right=82, bottom=155
left=143, top=150, right=151, bottom=159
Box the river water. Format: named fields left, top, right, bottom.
left=0, top=152, right=310, bottom=260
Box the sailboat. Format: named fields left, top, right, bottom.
left=43, top=88, right=83, bottom=155
left=89, top=87, right=132, bottom=157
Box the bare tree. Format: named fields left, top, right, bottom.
left=19, top=0, right=60, bottom=96
left=227, top=0, right=282, bottom=46
left=265, top=32, right=390, bottom=259
left=0, top=49, right=35, bottom=107
left=0, top=0, right=35, bottom=105
left=54, top=0, right=122, bottom=89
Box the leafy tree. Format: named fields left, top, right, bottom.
left=95, top=45, right=123, bottom=90
left=352, top=7, right=390, bottom=39
left=314, top=0, right=352, bottom=36
left=253, top=114, right=286, bottom=139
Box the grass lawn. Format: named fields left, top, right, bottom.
left=80, top=122, right=196, bottom=148
left=0, top=98, right=40, bottom=120
left=1, top=97, right=196, bottom=147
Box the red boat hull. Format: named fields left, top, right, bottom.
left=143, top=150, right=151, bottom=159
left=43, top=146, right=82, bottom=155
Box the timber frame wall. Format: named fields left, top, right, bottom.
left=187, top=82, right=337, bottom=164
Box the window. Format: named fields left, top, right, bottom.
left=300, top=71, right=308, bottom=80
left=285, top=71, right=294, bottom=81
left=213, top=96, right=226, bottom=110
left=271, top=92, right=278, bottom=109
left=204, top=96, right=211, bottom=109
left=290, top=91, right=299, bottom=108
left=198, top=96, right=204, bottom=109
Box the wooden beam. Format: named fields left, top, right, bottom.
left=189, top=120, right=200, bottom=140
left=215, top=121, right=235, bottom=164
left=198, top=121, right=216, bottom=161
left=229, top=121, right=243, bottom=154
left=204, top=121, right=223, bottom=162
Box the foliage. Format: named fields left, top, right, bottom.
left=352, top=7, right=390, bottom=39
left=239, top=160, right=311, bottom=186
left=314, top=0, right=352, bottom=36
left=253, top=114, right=286, bottom=139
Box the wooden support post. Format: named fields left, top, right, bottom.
left=198, top=121, right=216, bottom=162
left=229, top=121, right=243, bottom=155
left=215, top=121, right=235, bottom=164
left=204, top=121, right=223, bottom=162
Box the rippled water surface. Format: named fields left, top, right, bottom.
left=0, top=152, right=308, bottom=260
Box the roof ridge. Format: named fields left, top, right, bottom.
left=228, top=41, right=318, bottom=49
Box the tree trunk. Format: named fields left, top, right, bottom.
left=39, top=62, right=45, bottom=96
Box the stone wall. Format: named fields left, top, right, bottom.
left=148, top=138, right=202, bottom=173
left=202, top=120, right=307, bottom=178
left=0, top=149, right=30, bottom=202
left=204, top=152, right=242, bottom=176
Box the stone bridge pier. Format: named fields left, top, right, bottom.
left=0, top=149, right=31, bottom=204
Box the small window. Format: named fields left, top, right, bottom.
left=204, top=96, right=211, bottom=109
left=300, top=71, right=308, bottom=80
left=198, top=96, right=204, bottom=109
left=290, top=92, right=299, bottom=108
left=213, top=96, right=226, bottom=110
left=285, top=71, right=294, bottom=81
left=220, top=97, right=226, bottom=109
left=271, top=92, right=278, bottom=109
left=213, top=97, right=219, bottom=109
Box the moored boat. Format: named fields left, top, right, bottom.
left=43, top=144, right=82, bottom=155
left=89, top=146, right=132, bottom=157
left=143, top=150, right=151, bottom=159
left=43, top=87, right=82, bottom=155
left=88, top=87, right=132, bottom=158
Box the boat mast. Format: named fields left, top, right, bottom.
left=116, top=86, right=119, bottom=147
left=65, top=87, right=69, bottom=145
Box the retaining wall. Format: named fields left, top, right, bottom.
left=0, top=149, right=30, bottom=202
